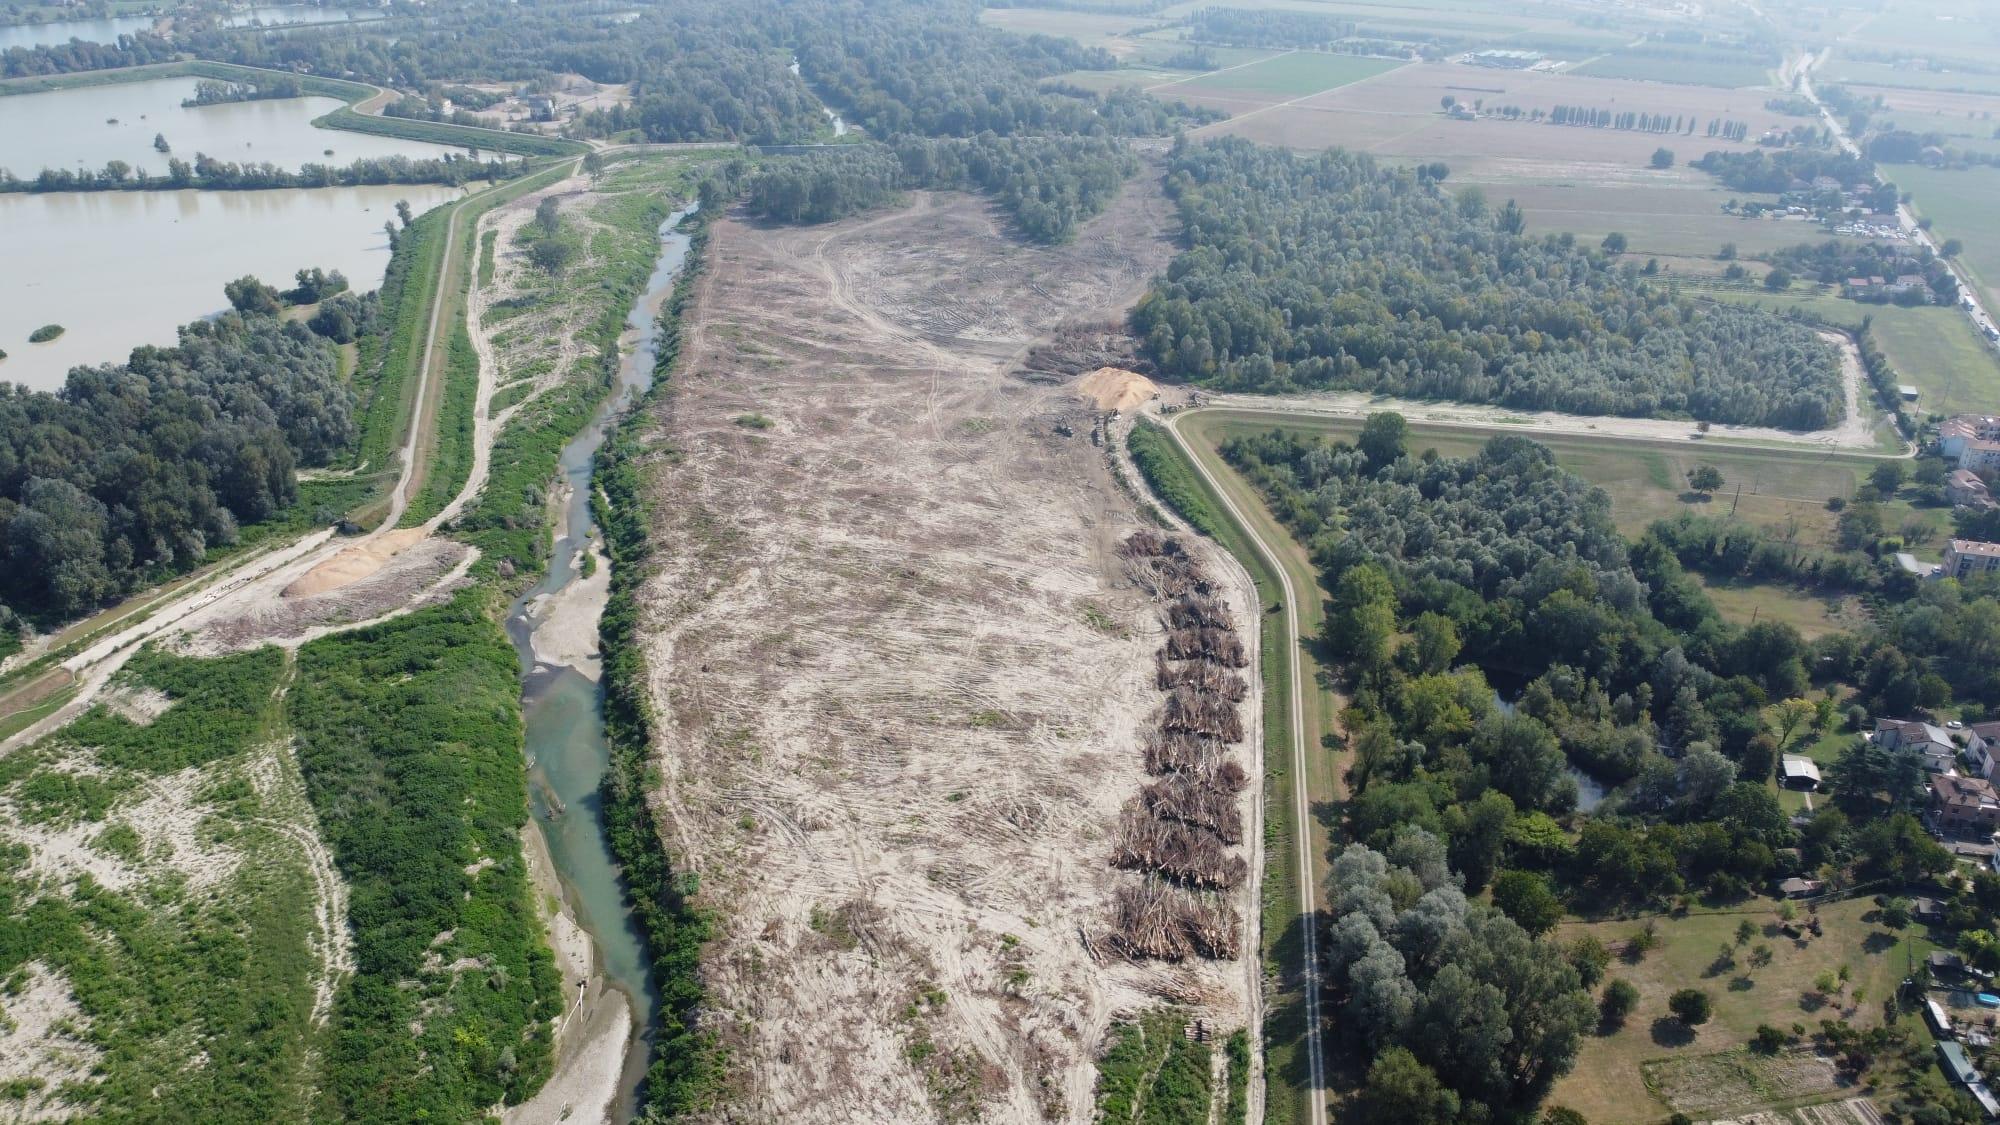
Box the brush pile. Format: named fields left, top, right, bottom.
left=1106, top=530, right=1249, bottom=962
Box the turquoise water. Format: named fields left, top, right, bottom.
left=506, top=205, right=694, bottom=1119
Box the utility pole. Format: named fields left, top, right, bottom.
left=1730, top=482, right=1743, bottom=518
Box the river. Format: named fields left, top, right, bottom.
left=1, top=182, right=463, bottom=391
left=0, top=76, right=465, bottom=181
left=506, top=204, right=696, bottom=1120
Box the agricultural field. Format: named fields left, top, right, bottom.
left=976, top=7, right=1169, bottom=56
left=1854, top=85, right=2000, bottom=156
left=1894, top=164, right=2000, bottom=310
left=1570, top=53, right=1777, bottom=90
left=1181, top=50, right=1404, bottom=100
left=1197, top=62, right=1802, bottom=180
left=1477, top=179, right=1839, bottom=261
left=1549, top=898, right=1937, bottom=1123
left=1821, top=55, right=2000, bottom=97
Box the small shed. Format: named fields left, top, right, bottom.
left=1934, top=950, right=1968, bottom=975
left=1778, top=877, right=1822, bottom=898
left=1902, top=385, right=1923, bottom=402
left=1781, top=755, right=1822, bottom=790
left=1939, top=1040, right=1978, bottom=1085
left=1914, top=896, right=1948, bottom=923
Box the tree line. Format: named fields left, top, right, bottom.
left=181, top=75, right=303, bottom=106
left=2, top=151, right=517, bottom=193
left=1692, top=147, right=1877, bottom=193
left=1133, top=138, right=1845, bottom=428
left=722, top=133, right=1139, bottom=243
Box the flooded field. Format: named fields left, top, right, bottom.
left=0, top=183, right=462, bottom=389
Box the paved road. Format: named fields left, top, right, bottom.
left=1159, top=409, right=1329, bottom=1125
left=1798, top=52, right=2000, bottom=343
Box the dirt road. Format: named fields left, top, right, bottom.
left=1157, top=408, right=1328, bottom=1125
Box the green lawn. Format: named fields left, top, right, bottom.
left=1185, top=51, right=1403, bottom=97
left=1550, top=898, right=1939, bottom=1123
left=1694, top=576, right=1858, bottom=638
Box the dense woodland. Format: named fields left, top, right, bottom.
left=1134, top=139, right=1844, bottom=427
left=0, top=289, right=358, bottom=619
left=1215, top=417, right=1991, bottom=1120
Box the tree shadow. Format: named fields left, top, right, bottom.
left=1799, top=992, right=1828, bottom=1013
left=1650, top=1018, right=1697, bottom=1047
left=1729, top=975, right=1757, bottom=992
left=1863, top=932, right=1898, bottom=955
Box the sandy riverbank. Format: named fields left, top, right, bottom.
left=506, top=816, right=632, bottom=1125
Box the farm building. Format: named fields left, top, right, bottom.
left=1780, top=755, right=1821, bottom=790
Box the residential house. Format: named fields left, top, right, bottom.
left=1940, top=415, right=2000, bottom=460
left=1931, top=772, right=2000, bottom=836
left=1946, top=540, right=2000, bottom=580
left=1949, top=468, right=1995, bottom=510
left=1778, top=876, right=1822, bottom=898
left=1939, top=1040, right=2000, bottom=1119
left=1963, top=442, right=2000, bottom=474
left=1879, top=717, right=1964, bottom=772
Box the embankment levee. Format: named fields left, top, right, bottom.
left=0, top=58, right=585, bottom=158
left=591, top=214, right=727, bottom=1117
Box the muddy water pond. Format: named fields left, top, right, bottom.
left=0, top=76, right=466, bottom=181
left=0, top=15, right=154, bottom=51
left=508, top=204, right=696, bottom=1119
left=0, top=183, right=463, bottom=390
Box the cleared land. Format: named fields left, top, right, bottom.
left=1550, top=898, right=1935, bottom=1123
left=629, top=184, right=1260, bottom=1121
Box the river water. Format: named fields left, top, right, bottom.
left=505, top=204, right=696, bottom=1120
left=0, top=182, right=462, bottom=391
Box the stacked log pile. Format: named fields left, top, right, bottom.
left=1106, top=531, right=1249, bottom=962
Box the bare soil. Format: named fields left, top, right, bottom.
left=630, top=179, right=1259, bottom=1121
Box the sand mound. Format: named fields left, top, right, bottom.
left=1077, top=366, right=1158, bottom=412
left=284, top=528, right=430, bottom=598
